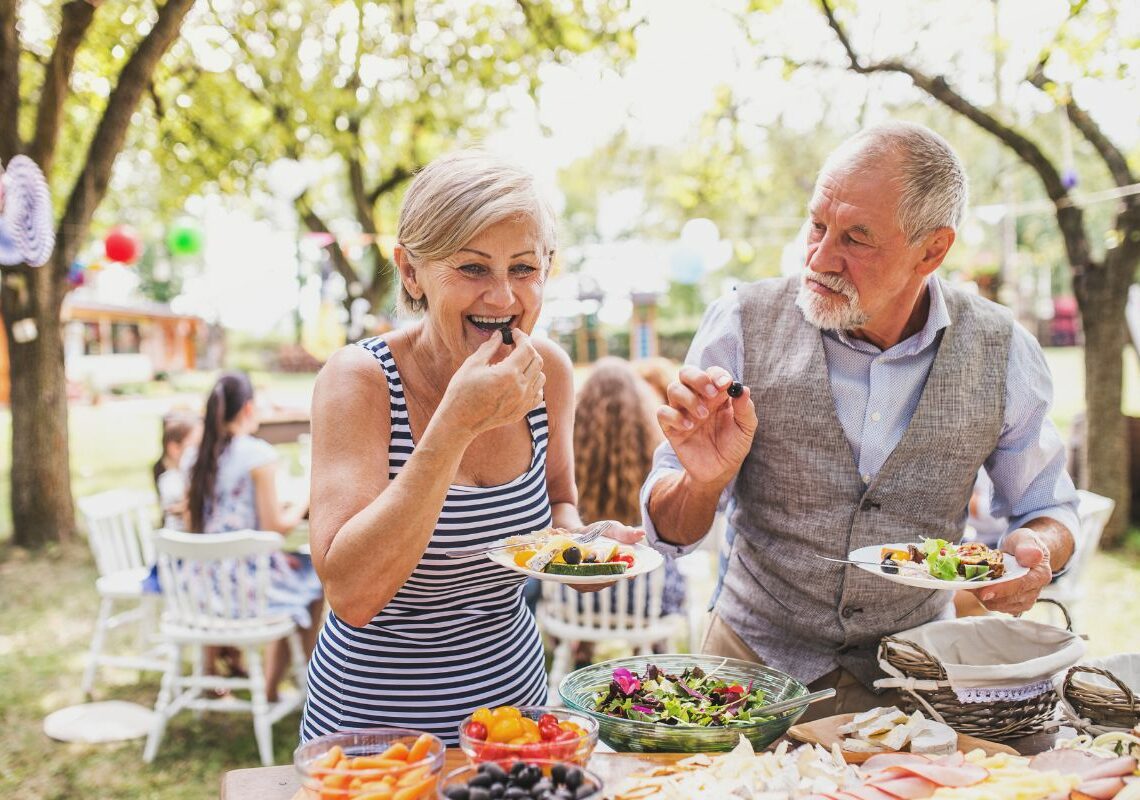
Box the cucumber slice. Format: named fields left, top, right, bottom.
left=544, top=562, right=628, bottom=576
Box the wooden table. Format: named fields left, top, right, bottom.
left=220, top=749, right=687, bottom=800
left=220, top=732, right=1062, bottom=799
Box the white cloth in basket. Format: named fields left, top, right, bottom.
left=876, top=617, right=1085, bottom=704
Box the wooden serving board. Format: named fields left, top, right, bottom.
left=288, top=750, right=689, bottom=800
left=787, top=713, right=1019, bottom=764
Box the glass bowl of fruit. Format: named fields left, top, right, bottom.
left=457, top=705, right=599, bottom=767
left=438, top=758, right=604, bottom=800
left=294, top=728, right=446, bottom=800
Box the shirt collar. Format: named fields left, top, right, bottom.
left=827, top=277, right=951, bottom=358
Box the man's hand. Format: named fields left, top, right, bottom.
left=968, top=528, right=1051, bottom=615
left=658, top=366, right=758, bottom=486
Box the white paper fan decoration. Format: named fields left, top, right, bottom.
left=1, top=155, right=55, bottom=267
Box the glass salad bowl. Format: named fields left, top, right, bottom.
left=558, top=654, right=809, bottom=753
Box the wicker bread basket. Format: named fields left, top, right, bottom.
left=1063, top=658, right=1140, bottom=732
left=876, top=600, right=1073, bottom=742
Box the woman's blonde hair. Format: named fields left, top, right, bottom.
left=396, top=149, right=557, bottom=315
left=573, top=358, right=662, bottom=525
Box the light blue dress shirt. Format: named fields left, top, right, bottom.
left=640, top=278, right=1080, bottom=603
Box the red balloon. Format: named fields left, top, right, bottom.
left=104, top=226, right=141, bottom=264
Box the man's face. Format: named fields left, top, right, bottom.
left=797, top=158, right=928, bottom=334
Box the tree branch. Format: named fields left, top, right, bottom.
left=56, top=0, right=196, bottom=284
left=0, top=0, right=22, bottom=160
left=29, top=1, right=100, bottom=174
left=818, top=0, right=1092, bottom=271
left=297, top=201, right=361, bottom=290
left=1028, top=66, right=1136, bottom=196
left=366, top=164, right=413, bottom=207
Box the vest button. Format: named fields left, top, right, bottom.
left=841, top=606, right=863, bottom=619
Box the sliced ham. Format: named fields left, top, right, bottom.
left=844, top=786, right=907, bottom=800
left=1072, top=777, right=1127, bottom=800
left=861, top=753, right=934, bottom=772
left=933, top=752, right=966, bottom=768
left=1029, top=749, right=1104, bottom=775
left=876, top=761, right=988, bottom=787
left=1078, top=755, right=1138, bottom=781
left=865, top=775, right=939, bottom=799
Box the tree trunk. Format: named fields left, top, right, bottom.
left=1, top=262, right=74, bottom=547
left=1075, top=259, right=1130, bottom=547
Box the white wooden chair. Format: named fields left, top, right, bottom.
left=1039, top=489, right=1115, bottom=629
left=77, top=489, right=166, bottom=696
left=143, top=530, right=307, bottom=766
left=538, top=566, right=686, bottom=698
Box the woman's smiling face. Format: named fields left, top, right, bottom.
left=411, top=216, right=547, bottom=357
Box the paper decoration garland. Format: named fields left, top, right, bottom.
left=1, top=155, right=55, bottom=267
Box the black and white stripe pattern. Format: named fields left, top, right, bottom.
left=301, top=338, right=551, bottom=744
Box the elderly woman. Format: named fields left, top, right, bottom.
left=300, top=150, right=637, bottom=744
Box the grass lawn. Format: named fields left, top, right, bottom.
left=3, top=351, right=1140, bottom=798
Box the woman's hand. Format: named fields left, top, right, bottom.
left=440, top=328, right=546, bottom=437
left=658, top=366, right=757, bottom=487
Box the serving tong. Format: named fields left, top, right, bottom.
left=444, top=520, right=614, bottom=559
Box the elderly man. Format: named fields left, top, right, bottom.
left=641, top=121, right=1078, bottom=719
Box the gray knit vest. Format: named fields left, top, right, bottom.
left=715, top=276, right=1013, bottom=689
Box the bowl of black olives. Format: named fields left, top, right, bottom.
left=438, top=759, right=603, bottom=800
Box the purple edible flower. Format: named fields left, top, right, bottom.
left=612, top=667, right=641, bottom=695
left=677, top=679, right=712, bottom=703
left=631, top=704, right=654, bottom=715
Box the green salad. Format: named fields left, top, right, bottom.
left=592, top=664, right=771, bottom=727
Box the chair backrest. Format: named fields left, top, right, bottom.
left=1072, top=489, right=1115, bottom=574
left=78, top=489, right=159, bottom=576
left=153, top=529, right=284, bottom=630
left=539, top=568, right=670, bottom=638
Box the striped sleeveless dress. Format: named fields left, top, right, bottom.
left=301, top=337, right=550, bottom=745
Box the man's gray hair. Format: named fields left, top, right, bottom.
left=395, top=149, right=556, bottom=316
left=822, top=121, right=969, bottom=245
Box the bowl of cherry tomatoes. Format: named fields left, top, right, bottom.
left=458, top=705, right=599, bottom=766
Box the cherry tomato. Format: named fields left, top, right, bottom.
left=612, top=554, right=634, bottom=569
left=538, top=713, right=560, bottom=728
left=726, top=684, right=744, bottom=694
left=464, top=721, right=488, bottom=741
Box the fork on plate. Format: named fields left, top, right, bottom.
left=443, top=520, right=613, bottom=558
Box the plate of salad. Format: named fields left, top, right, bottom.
left=848, top=539, right=1028, bottom=590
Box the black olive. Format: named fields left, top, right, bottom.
left=727, top=381, right=744, bottom=398
left=484, top=763, right=509, bottom=784
left=469, top=773, right=494, bottom=789
left=562, top=546, right=582, bottom=564
left=564, top=768, right=583, bottom=790
left=489, top=783, right=505, bottom=799
left=574, top=787, right=595, bottom=800
left=880, top=557, right=899, bottom=575
left=530, top=778, right=553, bottom=797
left=510, top=761, right=528, bottom=778
left=444, top=787, right=471, bottom=800
left=469, top=788, right=491, bottom=800
left=514, top=765, right=539, bottom=788
left=505, top=788, right=529, bottom=800
left=550, top=763, right=567, bottom=785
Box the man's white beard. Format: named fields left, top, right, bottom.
left=795, top=272, right=870, bottom=330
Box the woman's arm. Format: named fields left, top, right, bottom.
left=251, top=463, right=307, bottom=534
left=536, top=339, right=582, bottom=531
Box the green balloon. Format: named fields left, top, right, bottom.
left=167, top=223, right=203, bottom=256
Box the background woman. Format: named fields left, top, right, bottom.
left=186, top=371, right=323, bottom=700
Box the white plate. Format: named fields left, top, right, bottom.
left=847, top=542, right=1029, bottom=591
left=488, top=537, right=665, bottom=585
